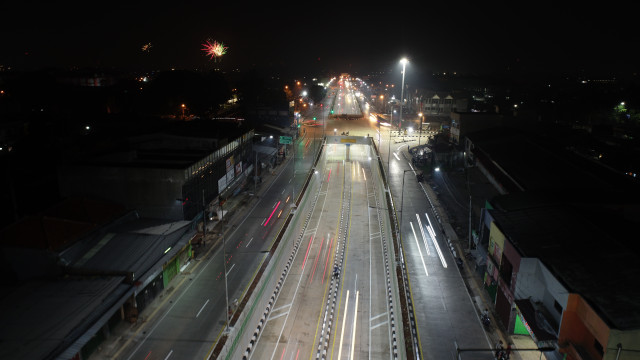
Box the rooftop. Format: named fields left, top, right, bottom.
left=489, top=201, right=640, bottom=330
left=467, top=126, right=637, bottom=193
left=0, top=276, right=133, bottom=360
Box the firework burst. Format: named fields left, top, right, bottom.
left=201, top=39, right=228, bottom=60
left=141, top=42, right=152, bottom=53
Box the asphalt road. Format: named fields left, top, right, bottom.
left=104, top=79, right=498, bottom=360
left=307, top=82, right=496, bottom=359
left=110, top=130, right=319, bottom=360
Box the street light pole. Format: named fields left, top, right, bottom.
left=220, top=198, right=230, bottom=331
left=466, top=155, right=473, bottom=250
left=399, top=58, right=408, bottom=131
left=387, top=127, right=392, bottom=170
left=202, top=189, right=207, bottom=246
left=292, top=139, right=295, bottom=204
left=400, top=169, right=414, bottom=229
left=254, top=150, right=258, bottom=196
left=418, top=112, right=423, bottom=147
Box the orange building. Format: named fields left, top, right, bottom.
left=559, top=294, right=640, bottom=360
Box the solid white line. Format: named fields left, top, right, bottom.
left=393, top=153, right=400, bottom=160
left=338, top=290, right=350, bottom=360
left=196, top=299, right=209, bottom=318
left=245, top=237, right=253, bottom=248
left=163, top=350, right=173, bottom=360
left=350, top=290, right=359, bottom=360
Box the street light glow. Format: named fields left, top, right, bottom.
left=399, top=57, right=409, bottom=130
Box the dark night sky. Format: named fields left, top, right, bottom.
left=2, top=2, right=638, bottom=78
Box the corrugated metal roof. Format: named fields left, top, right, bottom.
left=0, top=276, right=130, bottom=360
left=60, top=219, right=192, bottom=276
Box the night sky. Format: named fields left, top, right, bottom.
left=2, top=2, right=638, bottom=77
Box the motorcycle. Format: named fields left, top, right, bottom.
left=481, top=313, right=491, bottom=328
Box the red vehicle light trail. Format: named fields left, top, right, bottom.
left=264, top=201, right=281, bottom=226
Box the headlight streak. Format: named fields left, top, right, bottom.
left=424, top=213, right=448, bottom=268
left=410, top=222, right=430, bottom=276
left=415, top=214, right=431, bottom=255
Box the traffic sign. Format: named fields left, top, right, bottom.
left=279, top=136, right=292, bottom=144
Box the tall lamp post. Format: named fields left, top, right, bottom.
left=399, top=58, right=408, bottom=131
left=418, top=112, right=423, bottom=147
left=387, top=127, right=392, bottom=170
left=220, top=197, right=231, bottom=332
left=400, top=169, right=415, bottom=229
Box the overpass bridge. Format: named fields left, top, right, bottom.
left=214, top=135, right=416, bottom=360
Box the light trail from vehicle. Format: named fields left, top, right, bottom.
left=416, top=214, right=431, bottom=255
left=337, top=290, right=350, bottom=360
left=264, top=201, right=281, bottom=226
left=410, top=222, right=429, bottom=276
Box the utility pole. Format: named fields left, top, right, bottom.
left=292, top=141, right=295, bottom=204
left=466, top=154, right=472, bottom=250
left=202, top=189, right=206, bottom=246
left=254, top=150, right=258, bottom=196
left=220, top=197, right=230, bottom=332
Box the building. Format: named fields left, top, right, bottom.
left=483, top=196, right=640, bottom=360
left=58, top=119, right=255, bottom=222
left=450, top=111, right=503, bottom=145
left=466, top=126, right=640, bottom=360
left=0, top=197, right=195, bottom=360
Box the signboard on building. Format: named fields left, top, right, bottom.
left=279, top=136, right=292, bottom=144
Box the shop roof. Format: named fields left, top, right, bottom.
left=490, top=203, right=640, bottom=330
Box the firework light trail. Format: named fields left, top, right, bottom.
left=201, top=39, right=228, bottom=60
left=141, top=42, right=152, bottom=53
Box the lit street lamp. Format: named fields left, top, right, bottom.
left=399, top=58, right=408, bottom=130
left=418, top=112, right=424, bottom=147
